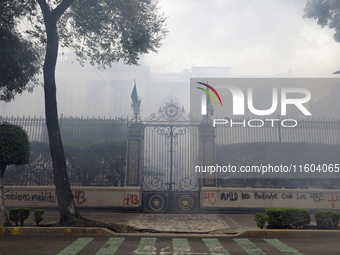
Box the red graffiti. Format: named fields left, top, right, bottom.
left=203, top=192, right=216, bottom=205
left=72, top=190, right=86, bottom=205
left=125, top=194, right=139, bottom=205
left=328, top=195, right=340, bottom=209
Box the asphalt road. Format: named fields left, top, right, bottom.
left=0, top=235, right=339, bottom=255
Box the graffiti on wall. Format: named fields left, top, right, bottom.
left=328, top=195, right=340, bottom=209
left=202, top=191, right=340, bottom=209
left=4, top=190, right=87, bottom=205
left=202, top=192, right=217, bottom=205
left=125, top=193, right=139, bottom=206
left=4, top=190, right=57, bottom=203
left=72, top=190, right=86, bottom=205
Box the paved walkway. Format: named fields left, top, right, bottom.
left=124, top=214, right=232, bottom=233
left=0, top=211, right=260, bottom=233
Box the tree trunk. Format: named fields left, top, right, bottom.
left=39, top=1, right=80, bottom=226
left=0, top=165, right=11, bottom=226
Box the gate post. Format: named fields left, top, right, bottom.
left=125, top=123, right=144, bottom=210
left=199, top=123, right=217, bottom=187
left=126, top=123, right=144, bottom=186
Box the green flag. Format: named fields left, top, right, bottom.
left=131, top=83, right=138, bottom=105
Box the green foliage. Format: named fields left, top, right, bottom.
left=0, top=122, right=30, bottom=168
left=57, top=117, right=128, bottom=149
left=60, top=0, right=167, bottom=67
left=34, top=209, right=45, bottom=226
left=65, top=141, right=127, bottom=186
left=0, top=1, right=41, bottom=102
left=24, top=0, right=167, bottom=68
left=5, top=142, right=53, bottom=186
left=314, top=210, right=340, bottom=229
left=304, top=0, right=340, bottom=42
left=254, top=213, right=268, bottom=229
left=9, top=208, right=31, bottom=226
left=5, top=141, right=126, bottom=186
left=265, top=208, right=311, bottom=229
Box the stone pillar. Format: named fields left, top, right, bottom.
left=126, top=123, right=144, bottom=186
left=199, top=123, right=217, bottom=187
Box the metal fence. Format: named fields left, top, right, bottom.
left=2, top=115, right=340, bottom=188
left=1, top=115, right=129, bottom=186
left=215, top=118, right=340, bottom=145
left=215, top=118, right=340, bottom=189
left=0, top=115, right=129, bottom=147
left=2, top=116, right=339, bottom=148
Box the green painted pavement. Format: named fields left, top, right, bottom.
left=134, top=237, right=156, bottom=254
left=202, top=238, right=230, bottom=255
left=57, top=238, right=93, bottom=255
left=234, top=238, right=267, bottom=255
left=264, top=239, right=304, bottom=255
left=54, top=236, right=306, bottom=255
left=95, top=237, right=125, bottom=255
left=172, top=238, right=191, bottom=255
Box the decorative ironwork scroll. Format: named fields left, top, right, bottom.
left=143, top=176, right=166, bottom=191
left=178, top=177, right=199, bottom=191
left=145, top=100, right=194, bottom=124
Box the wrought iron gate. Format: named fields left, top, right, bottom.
left=142, top=101, right=201, bottom=213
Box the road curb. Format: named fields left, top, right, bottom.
left=0, top=227, right=113, bottom=236
left=2, top=227, right=340, bottom=238
left=238, top=229, right=340, bottom=238
left=0, top=227, right=240, bottom=237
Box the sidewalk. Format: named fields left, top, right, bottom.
left=0, top=211, right=258, bottom=234
left=1, top=210, right=336, bottom=237
left=0, top=210, right=257, bottom=233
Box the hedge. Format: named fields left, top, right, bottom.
left=265, top=208, right=311, bottom=229
left=9, top=208, right=30, bottom=226
left=314, top=210, right=340, bottom=229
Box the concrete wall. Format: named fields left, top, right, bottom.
left=4, top=186, right=141, bottom=209
left=5, top=186, right=340, bottom=211
left=201, top=188, right=340, bottom=210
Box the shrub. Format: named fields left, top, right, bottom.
left=314, top=210, right=340, bottom=229
left=34, top=209, right=45, bottom=226
left=255, top=213, right=268, bottom=229
left=0, top=122, right=30, bottom=225
left=266, top=208, right=311, bottom=229
left=9, top=208, right=31, bottom=226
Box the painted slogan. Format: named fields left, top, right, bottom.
left=202, top=189, right=340, bottom=209
left=3, top=187, right=140, bottom=208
